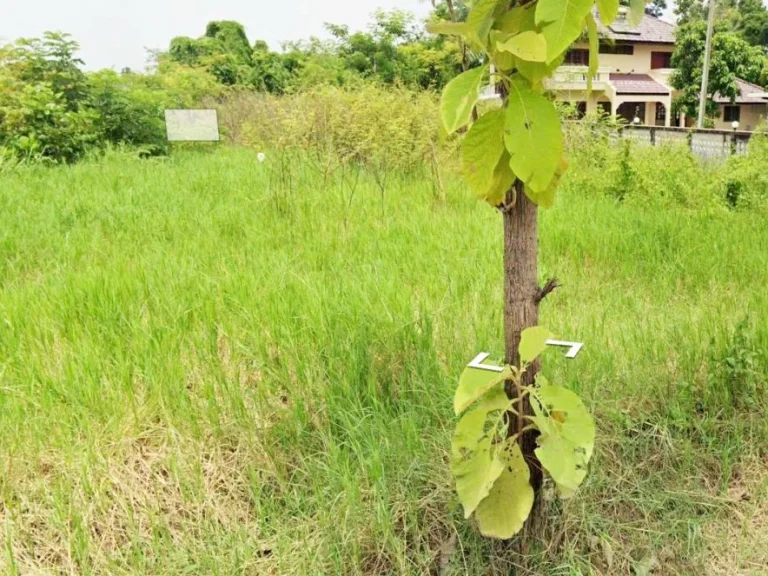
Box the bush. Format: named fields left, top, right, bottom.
left=220, top=83, right=444, bottom=171
left=0, top=79, right=98, bottom=163
left=560, top=116, right=768, bottom=214
left=0, top=33, right=223, bottom=163
left=717, top=129, right=768, bottom=212
left=87, top=71, right=169, bottom=156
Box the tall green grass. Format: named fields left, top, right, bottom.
left=0, top=148, right=766, bottom=574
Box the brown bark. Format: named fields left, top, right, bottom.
left=502, top=181, right=542, bottom=493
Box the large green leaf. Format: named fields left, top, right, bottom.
left=514, top=53, right=565, bottom=85
left=453, top=361, right=508, bottom=416
left=596, top=0, right=620, bottom=24
left=496, top=31, right=547, bottom=62
left=467, top=0, right=505, bottom=47
left=536, top=0, right=593, bottom=63
left=519, top=326, right=553, bottom=364
left=461, top=109, right=506, bottom=200
left=491, top=4, right=537, bottom=71
left=504, top=76, right=563, bottom=194
left=474, top=440, right=534, bottom=539
left=493, top=6, right=536, bottom=34
left=531, top=385, right=595, bottom=495
left=628, top=0, right=647, bottom=27
left=451, top=387, right=511, bottom=517
left=586, top=13, right=599, bottom=92
left=493, top=4, right=536, bottom=35
left=440, top=66, right=487, bottom=135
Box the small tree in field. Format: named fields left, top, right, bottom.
left=430, top=0, right=648, bottom=539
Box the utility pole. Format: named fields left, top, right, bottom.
left=697, top=0, right=716, bottom=128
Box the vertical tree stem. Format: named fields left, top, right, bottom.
left=503, top=181, right=542, bottom=493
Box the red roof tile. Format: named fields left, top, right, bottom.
left=610, top=74, right=670, bottom=95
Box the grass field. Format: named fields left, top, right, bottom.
left=1, top=147, right=767, bottom=575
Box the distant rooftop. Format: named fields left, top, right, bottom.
left=595, top=10, right=676, bottom=44
left=714, top=78, right=768, bottom=104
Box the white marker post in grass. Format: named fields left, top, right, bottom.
left=165, top=109, right=220, bottom=142
left=467, top=339, right=584, bottom=372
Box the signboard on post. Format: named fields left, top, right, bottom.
left=165, top=109, right=220, bottom=142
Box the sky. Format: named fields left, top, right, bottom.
left=0, top=0, right=433, bottom=71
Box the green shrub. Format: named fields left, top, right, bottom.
left=224, top=83, right=444, bottom=171
left=0, top=33, right=223, bottom=163
left=0, top=79, right=98, bottom=163
left=87, top=71, right=169, bottom=155
left=717, top=129, right=768, bottom=212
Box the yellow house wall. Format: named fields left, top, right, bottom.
left=571, top=42, right=674, bottom=74
left=712, top=104, right=767, bottom=132
left=552, top=90, right=611, bottom=114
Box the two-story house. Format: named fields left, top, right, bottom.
left=544, top=9, right=768, bottom=131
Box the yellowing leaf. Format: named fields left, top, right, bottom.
left=504, top=76, right=563, bottom=194
left=535, top=432, right=588, bottom=491
left=453, top=362, right=508, bottom=415
left=519, top=326, right=553, bottom=363
left=493, top=4, right=536, bottom=35
left=440, top=66, right=487, bottom=135
left=474, top=441, right=534, bottom=539
left=494, top=48, right=517, bottom=72
left=451, top=387, right=510, bottom=517
left=427, top=21, right=473, bottom=38
left=536, top=0, right=594, bottom=63
left=496, top=31, right=547, bottom=62
left=628, top=0, right=647, bottom=27
left=596, top=0, right=620, bottom=24
left=586, top=13, right=599, bottom=92
left=461, top=109, right=506, bottom=200
left=533, top=385, right=595, bottom=447
left=515, top=53, right=565, bottom=85
left=485, top=151, right=515, bottom=206
left=531, top=385, right=596, bottom=495
left=524, top=156, right=567, bottom=208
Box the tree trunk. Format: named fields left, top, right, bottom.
left=503, top=181, right=542, bottom=493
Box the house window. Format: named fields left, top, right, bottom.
left=564, top=49, right=589, bottom=65
left=655, top=103, right=667, bottom=125
left=599, top=43, right=634, bottom=55
left=598, top=101, right=612, bottom=116
left=651, top=51, right=673, bottom=69
left=723, top=106, right=741, bottom=123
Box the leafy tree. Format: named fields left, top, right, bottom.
left=670, top=21, right=766, bottom=119
left=646, top=0, right=667, bottom=17
left=675, top=0, right=768, bottom=47
left=430, top=0, right=626, bottom=540
left=675, top=0, right=707, bottom=24
left=0, top=32, right=88, bottom=110
left=0, top=33, right=94, bottom=161
left=205, top=21, right=253, bottom=66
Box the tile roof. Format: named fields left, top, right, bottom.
left=610, top=74, right=671, bottom=95
left=595, top=10, right=676, bottom=44
left=714, top=78, right=768, bottom=105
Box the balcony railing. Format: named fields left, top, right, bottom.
left=545, top=66, right=611, bottom=90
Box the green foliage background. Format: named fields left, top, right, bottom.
left=2, top=0, right=768, bottom=163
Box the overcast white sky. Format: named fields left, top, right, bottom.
left=1, top=0, right=435, bottom=71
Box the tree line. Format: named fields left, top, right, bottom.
left=1, top=0, right=767, bottom=163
